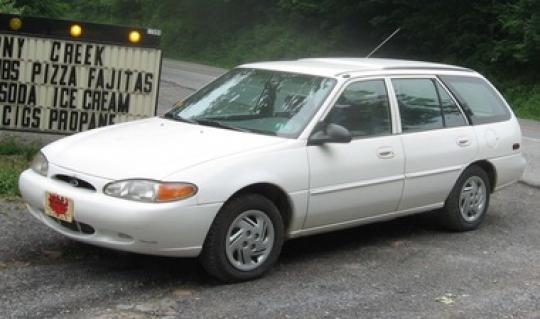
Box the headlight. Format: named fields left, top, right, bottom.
left=103, top=180, right=197, bottom=202
left=30, top=152, right=48, bottom=176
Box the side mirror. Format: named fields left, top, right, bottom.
left=308, top=123, right=352, bottom=146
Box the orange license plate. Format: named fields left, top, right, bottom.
left=44, top=192, right=74, bottom=223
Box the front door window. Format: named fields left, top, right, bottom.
left=326, top=79, right=392, bottom=138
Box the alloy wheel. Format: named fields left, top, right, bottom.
left=459, top=176, right=487, bottom=222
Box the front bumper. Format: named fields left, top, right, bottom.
left=18, top=166, right=222, bottom=257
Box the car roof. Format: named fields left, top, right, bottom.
left=239, top=58, right=474, bottom=78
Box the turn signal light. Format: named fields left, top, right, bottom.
left=9, top=17, right=22, bottom=31
left=70, top=24, right=83, bottom=37
left=157, top=183, right=197, bottom=202
left=128, top=30, right=141, bottom=43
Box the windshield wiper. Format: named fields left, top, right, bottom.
left=164, top=113, right=244, bottom=131
left=194, top=119, right=251, bottom=133
left=164, top=115, right=277, bottom=136
left=163, top=112, right=198, bottom=124
left=197, top=120, right=278, bottom=136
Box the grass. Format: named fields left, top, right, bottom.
left=0, top=138, right=41, bottom=198
left=505, top=85, right=540, bottom=122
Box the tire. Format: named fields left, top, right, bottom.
left=439, top=165, right=491, bottom=231
left=199, top=193, right=284, bottom=283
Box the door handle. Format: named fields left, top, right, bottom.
left=377, top=147, right=395, bottom=159
left=456, top=137, right=472, bottom=147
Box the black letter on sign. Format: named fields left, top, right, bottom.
left=2, top=105, right=11, bottom=126
left=117, top=93, right=130, bottom=113
left=31, top=63, right=41, bottom=83
left=2, top=37, right=13, bottom=58
left=50, top=42, right=61, bottom=62
left=48, top=109, right=58, bottom=129
left=21, top=106, right=31, bottom=127
left=84, top=45, right=93, bottom=65
left=69, top=111, right=79, bottom=132
left=144, top=73, right=153, bottom=93
left=27, top=86, right=36, bottom=105
left=134, top=73, right=143, bottom=92
left=32, top=108, right=41, bottom=128
left=94, top=46, right=104, bottom=66
left=17, top=38, right=24, bottom=59
left=79, top=112, right=88, bottom=131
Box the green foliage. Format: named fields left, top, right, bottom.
left=2, top=0, right=68, bottom=17
left=0, top=138, right=40, bottom=161
left=166, top=19, right=347, bottom=68
left=0, top=0, right=22, bottom=13
left=505, top=85, right=540, bottom=121
left=0, top=139, right=39, bottom=197
left=0, top=166, right=21, bottom=197
left=495, top=0, right=540, bottom=64
left=2, top=0, right=539, bottom=120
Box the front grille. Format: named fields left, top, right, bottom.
left=49, top=217, right=95, bottom=234
left=54, top=175, right=96, bottom=191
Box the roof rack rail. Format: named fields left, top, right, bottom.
left=335, top=65, right=473, bottom=76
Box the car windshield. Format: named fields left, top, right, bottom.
left=164, top=68, right=337, bottom=138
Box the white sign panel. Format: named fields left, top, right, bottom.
left=0, top=33, right=161, bottom=134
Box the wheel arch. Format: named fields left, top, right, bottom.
left=225, top=183, right=293, bottom=231
left=467, top=160, right=497, bottom=192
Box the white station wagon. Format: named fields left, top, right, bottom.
left=20, top=58, right=526, bottom=282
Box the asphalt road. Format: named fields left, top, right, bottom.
left=157, top=59, right=225, bottom=114
left=1, top=60, right=539, bottom=319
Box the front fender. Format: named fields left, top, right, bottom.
left=165, top=143, right=309, bottom=233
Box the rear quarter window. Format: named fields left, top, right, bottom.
left=439, top=75, right=511, bottom=124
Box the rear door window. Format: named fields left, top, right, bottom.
left=392, top=78, right=468, bottom=132
left=392, top=78, right=444, bottom=132
left=436, top=82, right=467, bottom=127
left=439, top=75, right=511, bottom=124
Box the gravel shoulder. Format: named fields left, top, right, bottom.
left=1, top=184, right=539, bottom=319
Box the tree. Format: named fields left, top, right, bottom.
left=3, top=0, right=68, bottom=17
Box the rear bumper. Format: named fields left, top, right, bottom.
left=490, top=153, right=527, bottom=191
left=19, top=168, right=222, bottom=257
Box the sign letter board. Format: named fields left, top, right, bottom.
left=0, top=14, right=162, bottom=134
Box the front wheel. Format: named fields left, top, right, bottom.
left=200, top=194, right=284, bottom=283
left=439, top=165, right=491, bottom=231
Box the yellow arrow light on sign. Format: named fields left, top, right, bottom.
left=70, top=24, right=83, bottom=37
left=128, top=30, right=141, bottom=43
left=9, top=17, right=22, bottom=30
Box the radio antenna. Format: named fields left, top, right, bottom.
left=366, top=28, right=401, bottom=58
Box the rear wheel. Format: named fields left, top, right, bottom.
left=200, top=194, right=284, bottom=282
left=439, top=165, right=491, bottom=231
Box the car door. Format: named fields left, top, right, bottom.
left=389, top=76, right=478, bottom=211
left=439, top=75, right=522, bottom=188
left=305, top=78, right=405, bottom=229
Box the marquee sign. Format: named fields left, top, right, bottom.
left=0, top=14, right=161, bottom=134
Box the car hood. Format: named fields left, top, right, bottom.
left=44, top=117, right=288, bottom=180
